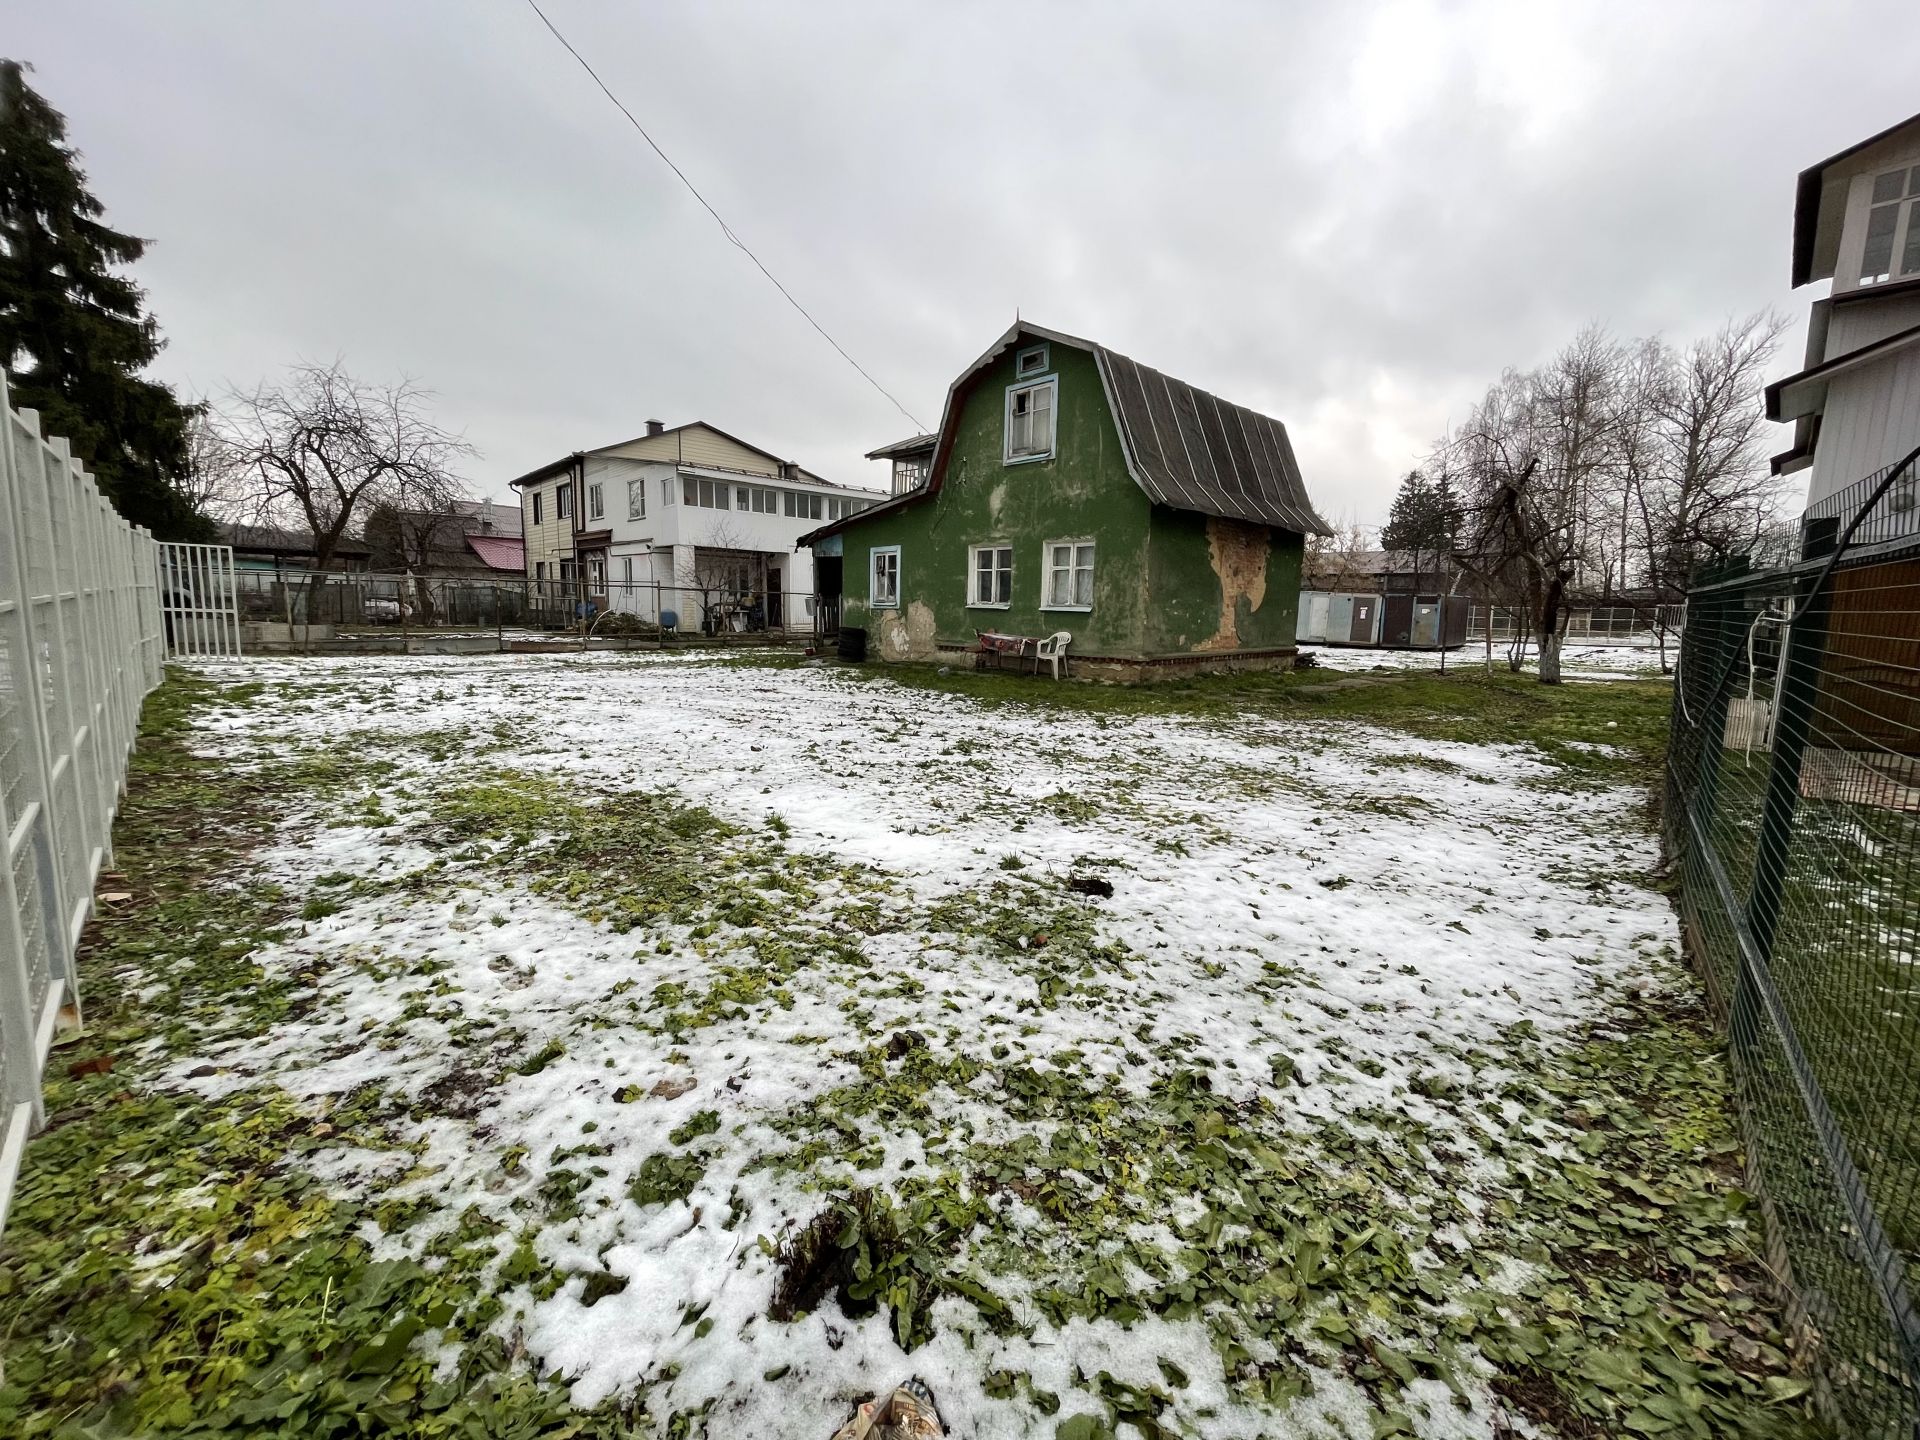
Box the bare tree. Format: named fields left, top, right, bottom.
left=1638, top=313, right=1789, bottom=587
left=1438, top=314, right=1789, bottom=682
left=1441, top=334, right=1621, bottom=685
left=1302, top=517, right=1376, bottom=591
left=690, top=518, right=755, bottom=634
left=211, top=359, right=474, bottom=572
left=178, top=405, right=243, bottom=523
left=364, top=496, right=470, bottom=625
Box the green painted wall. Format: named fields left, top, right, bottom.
left=827, top=332, right=1306, bottom=664
left=836, top=343, right=1154, bottom=660
left=1144, top=509, right=1305, bottom=656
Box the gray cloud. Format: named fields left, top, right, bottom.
left=15, top=0, right=1919, bottom=523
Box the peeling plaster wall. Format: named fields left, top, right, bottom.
left=1146, top=508, right=1303, bottom=657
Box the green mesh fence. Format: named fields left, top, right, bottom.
left=1668, top=453, right=1920, bottom=1437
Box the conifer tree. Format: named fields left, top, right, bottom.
left=0, top=60, right=208, bottom=538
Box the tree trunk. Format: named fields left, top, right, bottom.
left=1537, top=627, right=1563, bottom=684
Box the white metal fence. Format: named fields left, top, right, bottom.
left=0, top=378, right=165, bottom=1230
left=158, top=542, right=242, bottom=658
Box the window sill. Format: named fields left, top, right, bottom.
left=965, top=601, right=1012, bottom=610
left=1004, top=451, right=1054, bottom=466
left=1041, top=605, right=1092, bottom=614
left=869, top=601, right=901, bottom=610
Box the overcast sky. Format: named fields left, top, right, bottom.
left=12, top=1, right=1920, bottom=525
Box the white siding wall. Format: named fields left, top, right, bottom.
left=520, top=474, right=574, bottom=579
left=1825, top=294, right=1920, bottom=359
left=1807, top=350, right=1920, bottom=505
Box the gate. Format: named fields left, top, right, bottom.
left=156, top=543, right=242, bottom=659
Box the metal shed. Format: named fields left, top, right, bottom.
left=1297, top=590, right=1469, bottom=649
left=1295, top=591, right=1382, bottom=645
left=1381, top=593, right=1469, bottom=649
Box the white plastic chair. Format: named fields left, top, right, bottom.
left=1033, top=630, right=1072, bottom=680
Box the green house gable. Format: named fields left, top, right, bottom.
left=815, top=324, right=1328, bottom=679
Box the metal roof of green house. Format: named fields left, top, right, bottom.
left=802, top=322, right=1331, bottom=546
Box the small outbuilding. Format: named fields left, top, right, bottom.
left=798, top=321, right=1332, bottom=681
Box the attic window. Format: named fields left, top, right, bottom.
left=1015, top=344, right=1049, bottom=379
left=1861, top=165, right=1920, bottom=285
left=1005, top=378, right=1057, bottom=463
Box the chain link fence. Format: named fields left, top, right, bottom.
left=231, top=572, right=835, bottom=650
left=0, top=380, right=165, bottom=1232
left=1668, top=449, right=1920, bottom=1435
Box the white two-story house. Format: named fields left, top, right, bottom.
left=509, top=421, right=882, bottom=631
left=1769, top=109, right=1920, bottom=516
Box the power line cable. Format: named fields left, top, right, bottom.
left=520, top=0, right=929, bottom=435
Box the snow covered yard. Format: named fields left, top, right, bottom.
left=0, top=654, right=1815, bottom=1440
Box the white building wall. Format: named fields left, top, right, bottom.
left=1826, top=294, right=1920, bottom=359
left=1807, top=349, right=1920, bottom=505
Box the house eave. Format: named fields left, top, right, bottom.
left=1765, top=321, right=1920, bottom=421
left=1791, top=109, right=1920, bottom=287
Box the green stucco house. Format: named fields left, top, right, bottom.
left=799, top=322, right=1332, bottom=681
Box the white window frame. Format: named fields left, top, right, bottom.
left=628, top=478, right=647, bottom=520
left=967, top=543, right=1013, bottom=609
left=1859, top=163, right=1920, bottom=285
left=622, top=555, right=634, bottom=584
left=587, top=481, right=604, bottom=520
left=1015, top=343, right=1049, bottom=379
left=1004, top=376, right=1058, bottom=464
left=1041, top=538, right=1095, bottom=612
left=588, top=556, right=606, bottom=591
left=870, top=545, right=901, bottom=609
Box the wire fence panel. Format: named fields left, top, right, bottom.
left=1668, top=453, right=1920, bottom=1435
left=0, top=378, right=164, bottom=1234
left=239, top=573, right=842, bottom=650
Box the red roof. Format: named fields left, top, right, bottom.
left=466, top=534, right=526, bottom=572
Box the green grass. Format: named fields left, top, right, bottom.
left=0, top=672, right=631, bottom=1440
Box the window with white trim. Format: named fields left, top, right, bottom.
left=870, top=546, right=900, bottom=608
left=1015, top=343, right=1049, bottom=379
left=557, top=482, right=573, bottom=519
left=1043, top=540, right=1095, bottom=610
left=588, top=556, right=606, bottom=591
left=748, top=486, right=778, bottom=513
left=1862, top=164, right=1920, bottom=284
left=1006, top=378, right=1056, bottom=462
left=587, top=482, right=604, bottom=520
left=783, top=490, right=824, bottom=520
left=628, top=478, right=646, bottom=520
left=969, top=544, right=1013, bottom=607
left=622, top=556, right=634, bottom=584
